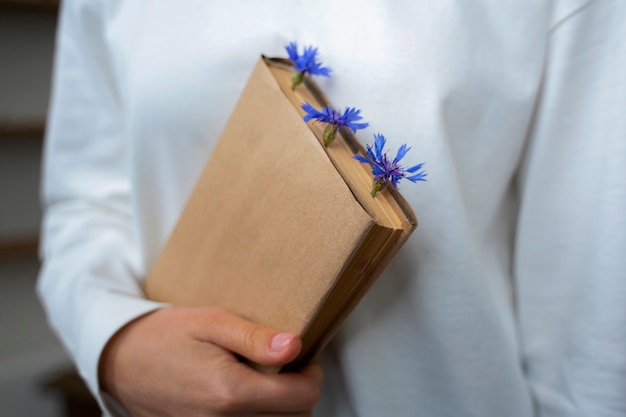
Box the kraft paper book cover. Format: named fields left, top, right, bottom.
left=144, top=56, right=418, bottom=371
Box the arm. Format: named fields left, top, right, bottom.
left=37, top=0, right=165, bottom=410
left=38, top=1, right=322, bottom=415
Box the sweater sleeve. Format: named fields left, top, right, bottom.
left=37, top=1, right=165, bottom=414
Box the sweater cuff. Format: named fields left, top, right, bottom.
left=76, top=293, right=167, bottom=417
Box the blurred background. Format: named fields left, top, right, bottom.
left=1, top=1, right=100, bottom=415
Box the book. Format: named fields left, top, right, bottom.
left=144, top=56, right=417, bottom=371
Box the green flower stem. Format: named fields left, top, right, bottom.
left=291, top=71, right=305, bottom=90
left=323, top=124, right=338, bottom=147
left=370, top=179, right=386, bottom=197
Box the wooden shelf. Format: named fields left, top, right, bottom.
left=0, top=120, right=46, bottom=140
left=0, top=0, right=59, bottom=13
left=0, top=236, right=39, bottom=261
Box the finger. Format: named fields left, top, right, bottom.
left=228, top=360, right=324, bottom=413
left=190, top=307, right=302, bottom=367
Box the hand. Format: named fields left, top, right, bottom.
left=99, top=306, right=324, bottom=417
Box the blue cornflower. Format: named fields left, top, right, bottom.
left=353, top=133, right=427, bottom=197
left=301, top=101, right=369, bottom=147
left=285, top=42, right=332, bottom=89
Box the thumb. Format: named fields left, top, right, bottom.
left=191, top=307, right=302, bottom=368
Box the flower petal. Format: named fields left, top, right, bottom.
left=373, top=134, right=386, bottom=160
left=406, top=172, right=428, bottom=182
left=395, top=144, right=411, bottom=163
left=301, top=102, right=324, bottom=122
left=353, top=154, right=372, bottom=164
left=405, top=162, right=425, bottom=173
left=285, top=42, right=299, bottom=62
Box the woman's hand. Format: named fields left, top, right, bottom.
left=99, top=306, right=323, bottom=416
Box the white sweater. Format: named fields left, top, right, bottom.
left=38, top=0, right=626, bottom=416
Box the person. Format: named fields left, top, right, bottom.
left=38, top=0, right=626, bottom=416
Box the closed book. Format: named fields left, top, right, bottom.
left=144, top=56, right=417, bottom=371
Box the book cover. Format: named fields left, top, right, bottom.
left=144, top=56, right=417, bottom=371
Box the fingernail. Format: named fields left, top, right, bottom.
left=270, top=333, right=294, bottom=352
